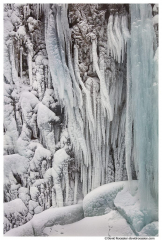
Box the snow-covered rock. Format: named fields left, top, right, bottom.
left=34, top=206, right=43, bottom=214
left=114, top=181, right=158, bottom=234
left=30, top=146, right=52, bottom=172
left=37, top=102, right=59, bottom=153
left=83, top=181, right=132, bottom=217
left=5, top=221, right=34, bottom=236
left=3, top=217, right=12, bottom=234
left=4, top=154, right=29, bottom=186
left=4, top=199, right=28, bottom=218
left=30, top=187, right=39, bottom=202
left=5, top=203, right=84, bottom=236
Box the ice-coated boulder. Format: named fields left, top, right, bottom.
left=139, top=221, right=158, bottom=236
left=83, top=181, right=132, bottom=217
left=114, top=181, right=158, bottom=234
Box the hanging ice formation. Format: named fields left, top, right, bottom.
left=107, top=11, right=130, bottom=63
left=3, top=4, right=131, bottom=209
left=125, top=4, right=158, bottom=216
left=45, top=4, right=131, bottom=196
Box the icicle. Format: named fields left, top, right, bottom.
left=125, top=39, right=132, bottom=182
left=26, top=40, right=33, bottom=86
left=92, top=81, right=97, bottom=124
left=88, top=165, right=91, bottom=192
left=83, top=165, right=87, bottom=197
left=63, top=163, right=69, bottom=204
left=23, top=5, right=27, bottom=20
left=74, top=172, right=78, bottom=204
left=121, top=15, right=131, bottom=45
left=91, top=37, right=113, bottom=121
left=37, top=4, right=39, bottom=20
left=20, top=46, right=23, bottom=81
left=26, top=4, right=30, bottom=16
left=52, top=187, right=56, bottom=207
left=114, top=14, right=124, bottom=63
left=46, top=9, right=73, bottom=107
left=67, top=40, right=83, bottom=109
left=9, top=40, right=20, bottom=91
left=74, top=44, right=94, bottom=128
left=107, top=15, right=118, bottom=61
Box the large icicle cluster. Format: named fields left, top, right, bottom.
left=107, top=11, right=130, bottom=63
left=46, top=4, right=130, bottom=197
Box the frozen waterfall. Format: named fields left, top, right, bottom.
left=3, top=3, right=158, bottom=237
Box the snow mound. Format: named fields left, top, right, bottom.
left=4, top=154, right=29, bottom=185
left=44, top=210, right=134, bottom=236
left=5, top=204, right=84, bottom=236
left=4, top=217, right=12, bottom=233
left=139, top=221, right=158, bottom=236
left=4, top=221, right=34, bottom=236
left=83, top=181, right=131, bottom=217
left=30, top=187, right=39, bottom=201
left=18, top=187, right=29, bottom=195
left=30, top=146, right=52, bottom=171
left=114, top=181, right=158, bottom=235
left=31, top=203, right=84, bottom=236
left=4, top=199, right=28, bottom=218
left=37, top=102, right=59, bottom=126
left=20, top=91, right=39, bottom=111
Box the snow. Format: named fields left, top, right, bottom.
left=16, top=124, right=34, bottom=158
left=20, top=91, right=39, bottom=113
left=17, top=25, right=26, bottom=37
left=4, top=217, right=12, bottom=233
left=37, top=102, right=59, bottom=153
left=34, top=206, right=43, bottom=214
left=18, top=187, right=29, bottom=195
left=49, top=148, right=72, bottom=207
left=4, top=199, right=28, bottom=218
left=19, top=193, right=30, bottom=206
left=42, top=89, right=56, bottom=109
left=30, top=146, right=52, bottom=171
left=44, top=210, right=135, bottom=236
left=5, top=203, right=84, bottom=236
left=30, top=187, right=39, bottom=201
left=37, top=102, right=59, bottom=126
left=5, top=221, right=34, bottom=236
left=83, top=181, right=132, bottom=217
left=4, top=154, right=29, bottom=186
left=153, top=14, right=158, bottom=25
left=114, top=182, right=158, bottom=234
left=35, top=55, right=46, bottom=66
